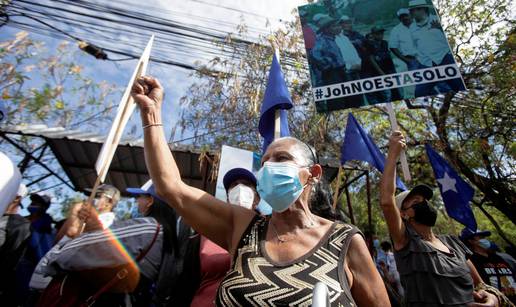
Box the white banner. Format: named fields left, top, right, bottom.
left=313, top=64, right=461, bottom=102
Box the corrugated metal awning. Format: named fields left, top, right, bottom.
left=1, top=125, right=216, bottom=197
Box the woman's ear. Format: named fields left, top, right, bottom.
left=309, top=164, right=323, bottom=183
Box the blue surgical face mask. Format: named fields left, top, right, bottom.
left=131, top=204, right=144, bottom=219
left=373, top=239, right=380, bottom=249
left=256, top=162, right=307, bottom=213
left=478, top=239, right=491, bottom=250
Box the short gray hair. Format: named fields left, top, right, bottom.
left=271, top=137, right=318, bottom=167
left=269, top=137, right=342, bottom=221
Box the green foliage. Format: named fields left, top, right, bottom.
left=0, top=32, right=120, bottom=213
left=178, top=0, right=515, bottom=247
left=0, top=31, right=119, bottom=129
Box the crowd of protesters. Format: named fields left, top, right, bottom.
left=0, top=75, right=514, bottom=307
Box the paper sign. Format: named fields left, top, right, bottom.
left=298, top=0, right=466, bottom=112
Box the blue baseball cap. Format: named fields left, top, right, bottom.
left=223, top=168, right=257, bottom=192
left=460, top=228, right=491, bottom=241
left=126, top=180, right=159, bottom=199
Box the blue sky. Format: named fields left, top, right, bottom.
left=1, top=0, right=306, bottom=218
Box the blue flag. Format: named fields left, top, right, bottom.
left=341, top=113, right=406, bottom=190
left=258, top=53, right=293, bottom=152
left=425, top=144, right=477, bottom=231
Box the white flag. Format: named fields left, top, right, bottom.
left=95, top=35, right=154, bottom=182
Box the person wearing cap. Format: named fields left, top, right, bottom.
left=338, top=15, right=367, bottom=57
left=34, top=181, right=196, bottom=306
left=14, top=193, right=56, bottom=304
left=56, top=184, right=120, bottom=243
left=0, top=184, right=32, bottom=305
left=408, top=0, right=465, bottom=96
left=223, top=168, right=260, bottom=211
left=389, top=8, right=418, bottom=71
left=461, top=228, right=516, bottom=304
left=132, top=73, right=390, bottom=306
left=363, top=26, right=402, bottom=104
left=380, top=131, right=501, bottom=306
left=333, top=16, right=361, bottom=73
left=90, top=184, right=120, bottom=229
left=188, top=169, right=261, bottom=307
left=125, top=180, right=202, bottom=306
left=311, top=14, right=347, bottom=87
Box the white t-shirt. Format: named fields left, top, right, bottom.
left=335, top=33, right=362, bottom=69
left=389, top=22, right=417, bottom=57
left=410, top=15, right=450, bottom=66
left=98, top=212, right=115, bottom=229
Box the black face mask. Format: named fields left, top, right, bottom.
left=412, top=200, right=438, bottom=227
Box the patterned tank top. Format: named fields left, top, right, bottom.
left=215, top=216, right=359, bottom=307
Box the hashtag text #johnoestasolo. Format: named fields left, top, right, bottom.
left=312, top=64, right=462, bottom=101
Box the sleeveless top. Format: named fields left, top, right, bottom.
left=394, top=224, right=474, bottom=307
left=215, top=216, right=359, bottom=307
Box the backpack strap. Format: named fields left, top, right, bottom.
left=82, top=223, right=161, bottom=307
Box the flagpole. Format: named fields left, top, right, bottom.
left=385, top=103, right=411, bottom=182
left=366, top=170, right=372, bottom=230
left=274, top=48, right=281, bottom=140
left=344, top=175, right=355, bottom=224
left=80, top=35, right=154, bottom=233
left=274, top=110, right=281, bottom=139
left=332, top=165, right=343, bottom=209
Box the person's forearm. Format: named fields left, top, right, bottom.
left=55, top=215, right=82, bottom=241
left=369, top=56, right=384, bottom=75
left=141, top=109, right=184, bottom=206
left=467, top=260, right=484, bottom=286
left=380, top=153, right=397, bottom=206
left=390, top=48, right=406, bottom=62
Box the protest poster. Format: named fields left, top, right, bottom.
left=215, top=145, right=271, bottom=214
left=299, top=0, right=466, bottom=112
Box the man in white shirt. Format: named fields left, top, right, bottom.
left=92, top=184, right=119, bottom=229
left=408, top=0, right=466, bottom=96
left=335, top=16, right=362, bottom=73
left=389, top=8, right=418, bottom=71
left=55, top=184, right=120, bottom=241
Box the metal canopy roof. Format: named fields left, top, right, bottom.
left=1, top=125, right=340, bottom=198
left=1, top=125, right=216, bottom=197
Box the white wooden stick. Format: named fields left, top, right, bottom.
left=385, top=103, right=412, bottom=182
left=95, top=35, right=154, bottom=183
left=273, top=47, right=281, bottom=140
left=274, top=109, right=281, bottom=139
left=332, top=165, right=343, bottom=209
left=81, top=35, right=154, bottom=234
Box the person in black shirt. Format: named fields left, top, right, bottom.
left=363, top=27, right=402, bottom=104
left=0, top=184, right=31, bottom=306
left=461, top=228, right=516, bottom=304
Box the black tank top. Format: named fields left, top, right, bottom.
left=215, top=216, right=359, bottom=306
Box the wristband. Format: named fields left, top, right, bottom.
left=142, top=123, right=163, bottom=129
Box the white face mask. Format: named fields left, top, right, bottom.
left=228, top=184, right=255, bottom=210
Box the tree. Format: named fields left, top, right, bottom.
left=177, top=0, right=515, bottom=245
left=1, top=31, right=119, bottom=129
left=0, top=31, right=120, bottom=211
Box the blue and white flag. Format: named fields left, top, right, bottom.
left=425, top=144, right=477, bottom=231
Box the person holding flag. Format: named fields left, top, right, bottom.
left=380, top=131, right=502, bottom=306
left=341, top=113, right=406, bottom=191
left=130, top=75, right=390, bottom=306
